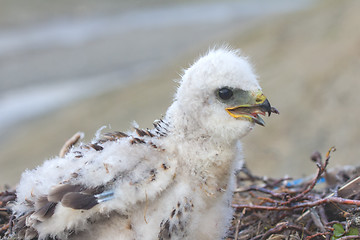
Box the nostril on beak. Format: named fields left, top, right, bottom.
left=255, top=95, right=264, bottom=104
left=254, top=92, right=267, bottom=104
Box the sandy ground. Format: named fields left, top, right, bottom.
left=233, top=0, right=360, bottom=177
left=1, top=0, right=360, bottom=186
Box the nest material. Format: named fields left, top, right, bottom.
left=227, top=147, right=360, bottom=240
left=0, top=190, right=16, bottom=239
left=2, top=147, right=360, bottom=239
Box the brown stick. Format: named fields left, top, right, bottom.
left=233, top=197, right=360, bottom=211
left=0, top=223, right=9, bottom=233
left=235, top=186, right=288, bottom=199
left=281, top=147, right=335, bottom=205
left=234, top=219, right=241, bottom=240
left=258, top=222, right=312, bottom=240
left=305, top=232, right=331, bottom=240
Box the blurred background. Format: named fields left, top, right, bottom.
left=1, top=0, right=359, bottom=186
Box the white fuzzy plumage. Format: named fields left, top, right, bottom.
left=12, top=48, right=265, bottom=240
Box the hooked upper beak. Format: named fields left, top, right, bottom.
left=225, top=91, right=279, bottom=126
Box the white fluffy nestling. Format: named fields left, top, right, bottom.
left=12, top=48, right=277, bottom=240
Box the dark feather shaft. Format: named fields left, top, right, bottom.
left=135, top=128, right=147, bottom=137
left=90, top=143, right=103, bottom=151
left=104, top=131, right=128, bottom=139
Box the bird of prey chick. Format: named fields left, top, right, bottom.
left=10, top=48, right=278, bottom=240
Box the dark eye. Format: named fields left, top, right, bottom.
left=218, top=88, right=233, bottom=100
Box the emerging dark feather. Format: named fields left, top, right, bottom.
left=33, top=196, right=57, bottom=220
left=48, top=184, right=84, bottom=202
left=145, top=129, right=155, bottom=137
left=153, top=119, right=169, bottom=137
left=24, top=227, right=38, bottom=239
left=13, top=213, right=30, bottom=232
left=33, top=201, right=57, bottom=221
left=130, top=137, right=146, bottom=145
left=103, top=131, right=129, bottom=141
left=135, top=128, right=147, bottom=137
left=48, top=184, right=105, bottom=210
left=61, top=192, right=98, bottom=210
left=89, top=143, right=103, bottom=151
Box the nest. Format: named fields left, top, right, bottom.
left=2, top=147, right=360, bottom=239
left=227, top=147, right=360, bottom=240
left=0, top=189, right=15, bottom=239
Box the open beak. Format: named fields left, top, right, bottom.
left=225, top=91, right=279, bottom=126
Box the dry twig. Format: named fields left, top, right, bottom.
left=228, top=147, right=360, bottom=240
